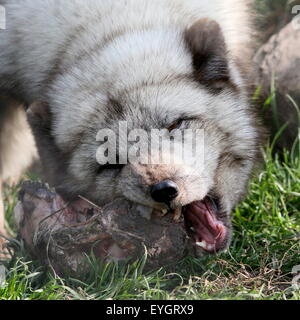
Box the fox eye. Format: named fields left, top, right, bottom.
left=167, top=117, right=199, bottom=132
left=97, top=163, right=125, bottom=174
left=167, top=119, right=184, bottom=132
left=96, top=154, right=125, bottom=174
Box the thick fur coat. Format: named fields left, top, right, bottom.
left=0, top=0, right=262, bottom=253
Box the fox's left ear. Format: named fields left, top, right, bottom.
left=185, top=18, right=231, bottom=90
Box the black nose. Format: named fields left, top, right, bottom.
left=150, top=180, right=179, bottom=203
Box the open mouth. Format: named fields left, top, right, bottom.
left=135, top=196, right=228, bottom=253
left=182, top=197, right=227, bottom=253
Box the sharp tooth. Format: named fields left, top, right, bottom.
left=196, top=240, right=207, bottom=249
left=207, top=244, right=215, bottom=251
left=195, top=241, right=215, bottom=251
left=136, top=205, right=153, bottom=220
left=190, top=227, right=195, bottom=232
left=154, top=209, right=168, bottom=217
left=173, top=207, right=182, bottom=221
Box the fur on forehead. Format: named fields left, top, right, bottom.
left=52, top=73, right=250, bottom=155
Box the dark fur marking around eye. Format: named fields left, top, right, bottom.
left=167, top=116, right=204, bottom=132
left=102, top=97, right=126, bottom=124
left=108, top=97, right=124, bottom=116
left=96, top=153, right=125, bottom=174
left=96, top=163, right=125, bottom=174
left=167, top=120, right=183, bottom=132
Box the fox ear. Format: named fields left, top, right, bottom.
left=185, top=19, right=230, bottom=89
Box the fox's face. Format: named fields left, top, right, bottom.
left=28, top=19, right=262, bottom=255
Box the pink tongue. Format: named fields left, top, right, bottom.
left=185, top=200, right=224, bottom=244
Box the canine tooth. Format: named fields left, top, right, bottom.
left=173, top=207, right=182, bottom=221
left=190, top=227, right=195, bottom=232
left=196, top=240, right=207, bottom=249
left=207, top=244, right=214, bottom=251
left=162, top=209, right=168, bottom=215
left=195, top=241, right=215, bottom=251
left=154, top=209, right=168, bottom=217
left=136, top=205, right=153, bottom=220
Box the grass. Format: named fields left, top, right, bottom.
left=1, top=85, right=300, bottom=300
left=0, top=136, right=299, bottom=300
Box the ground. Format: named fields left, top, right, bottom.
left=0, top=133, right=299, bottom=300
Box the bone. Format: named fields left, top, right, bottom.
left=14, top=181, right=191, bottom=277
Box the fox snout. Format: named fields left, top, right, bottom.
left=120, top=160, right=209, bottom=211
left=150, top=180, right=179, bottom=204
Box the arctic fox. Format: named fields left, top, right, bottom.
left=0, top=0, right=262, bottom=254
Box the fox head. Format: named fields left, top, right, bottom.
left=28, top=19, right=263, bottom=255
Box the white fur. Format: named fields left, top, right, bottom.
left=0, top=0, right=259, bottom=218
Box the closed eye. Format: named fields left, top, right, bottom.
left=167, top=117, right=201, bottom=132
left=97, top=163, right=125, bottom=174
left=167, top=119, right=184, bottom=132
